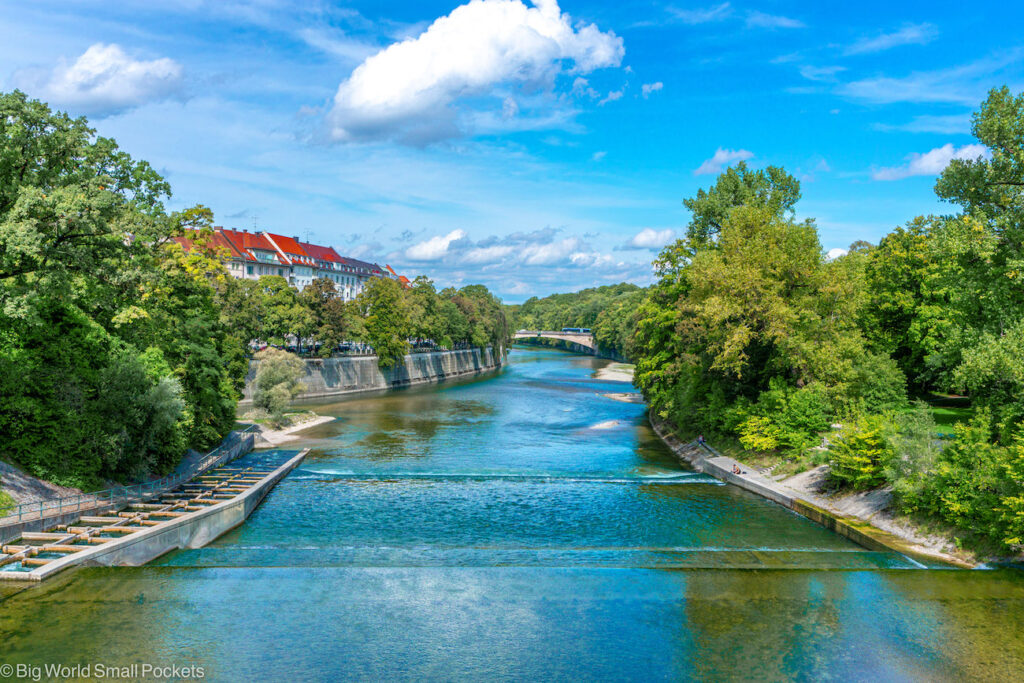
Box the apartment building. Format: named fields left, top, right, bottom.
left=173, top=227, right=392, bottom=301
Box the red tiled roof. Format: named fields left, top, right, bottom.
left=264, top=233, right=312, bottom=265
left=299, top=242, right=344, bottom=263
left=173, top=230, right=247, bottom=260
left=219, top=228, right=282, bottom=262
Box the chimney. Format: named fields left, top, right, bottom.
left=294, top=236, right=301, bottom=242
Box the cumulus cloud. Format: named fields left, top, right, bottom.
left=845, top=23, right=938, bottom=55
left=405, top=229, right=467, bottom=260
left=825, top=248, right=848, bottom=261
left=746, top=11, right=804, bottom=29
left=327, top=0, right=624, bottom=144
left=872, top=143, right=989, bottom=181
left=641, top=81, right=663, bottom=98
left=694, top=147, right=753, bottom=175
left=623, top=228, right=675, bottom=250
left=14, top=43, right=184, bottom=116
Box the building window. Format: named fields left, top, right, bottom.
left=247, top=265, right=253, bottom=275
left=278, top=268, right=284, bottom=276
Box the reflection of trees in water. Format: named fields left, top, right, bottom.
left=341, top=397, right=496, bottom=461
left=680, top=570, right=844, bottom=680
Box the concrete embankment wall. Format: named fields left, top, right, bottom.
left=240, top=347, right=503, bottom=405
left=648, top=415, right=973, bottom=568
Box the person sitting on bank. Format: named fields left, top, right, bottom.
left=732, top=464, right=741, bottom=474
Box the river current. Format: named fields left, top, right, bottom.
left=2, top=347, right=1023, bottom=680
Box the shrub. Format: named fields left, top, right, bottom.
left=253, top=348, right=305, bottom=427
left=827, top=415, right=895, bottom=490
left=885, top=402, right=942, bottom=508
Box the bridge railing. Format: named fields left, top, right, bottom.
left=0, top=425, right=259, bottom=525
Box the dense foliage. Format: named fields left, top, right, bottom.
left=0, top=92, right=243, bottom=488
left=251, top=347, right=306, bottom=427
left=625, top=86, right=1024, bottom=553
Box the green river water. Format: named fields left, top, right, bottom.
left=1, top=347, right=1023, bottom=681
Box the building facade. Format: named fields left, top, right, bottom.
left=173, top=227, right=393, bottom=301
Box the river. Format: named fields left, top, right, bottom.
left=2, top=347, right=1023, bottom=680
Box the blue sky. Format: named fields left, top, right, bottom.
left=2, top=1, right=1022, bottom=302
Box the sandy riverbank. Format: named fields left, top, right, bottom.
left=253, top=413, right=335, bottom=446
left=594, top=362, right=634, bottom=382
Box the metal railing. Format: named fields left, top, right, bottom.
left=0, top=425, right=259, bottom=524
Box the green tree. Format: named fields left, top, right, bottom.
left=358, top=277, right=411, bottom=367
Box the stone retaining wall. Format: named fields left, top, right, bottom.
left=240, top=347, right=503, bottom=405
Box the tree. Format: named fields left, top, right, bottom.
left=252, top=347, right=305, bottom=427
left=682, top=162, right=801, bottom=248
left=0, top=90, right=243, bottom=486
left=358, top=277, right=411, bottom=367
left=256, top=275, right=314, bottom=347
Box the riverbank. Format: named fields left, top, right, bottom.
left=249, top=413, right=335, bottom=446
left=594, top=362, right=634, bottom=382
left=649, top=415, right=976, bottom=568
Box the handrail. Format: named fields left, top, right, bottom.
left=0, top=425, right=260, bottom=525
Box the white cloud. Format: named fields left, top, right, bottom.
left=668, top=2, right=732, bottom=24
left=825, top=248, right=848, bottom=261
left=15, top=43, right=183, bottom=116
left=845, top=23, right=938, bottom=55
left=625, top=228, right=675, bottom=250
left=599, top=88, right=625, bottom=105
left=591, top=151, right=607, bottom=161
left=641, top=81, right=663, bottom=98
left=405, top=229, right=467, bottom=260
left=872, top=143, right=989, bottom=181
left=799, top=65, right=845, bottom=82
left=462, top=245, right=516, bottom=264
left=840, top=51, right=1022, bottom=106
left=694, top=147, right=753, bottom=175
left=572, top=76, right=599, bottom=99
left=746, top=11, right=804, bottom=29
left=874, top=114, right=972, bottom=135
left=327, top=0, right=624, bottom=143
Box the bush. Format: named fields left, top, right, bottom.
left=734, top=380, right=831, bottom=454
left=253, top=348, right=305, bottom=427
left=884, top=403, right=941, bottom=507
left=827, top=415, right=894, bottom=490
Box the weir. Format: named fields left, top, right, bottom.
left=0, top=449, right=309, bottom=582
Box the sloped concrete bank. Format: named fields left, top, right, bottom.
left=649, top=415, right=974, bottom=568
left=0, top=450, right=309, bottom=582
left=240, top=347, right=503, bottom=405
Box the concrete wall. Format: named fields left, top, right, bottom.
left=240, top=347, right=503, bottom=405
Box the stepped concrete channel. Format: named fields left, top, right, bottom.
left=0, top=450, right=309, bottom=582
left=240, top=347, right=503, bottom=405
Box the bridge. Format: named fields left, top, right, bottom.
left=512, top=330, right=598, bottom=352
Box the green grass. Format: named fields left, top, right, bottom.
left=0, top=490, right=16, bottom=515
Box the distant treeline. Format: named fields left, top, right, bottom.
left=0, top=90, right=507, bottom=489
left=506, top=283, right=645, bottom=357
